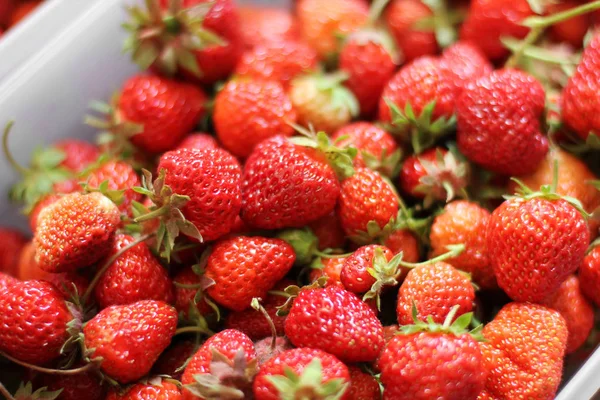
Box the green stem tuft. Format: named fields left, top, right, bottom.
left=2, top=122, right=28, bottom=175
left=0, top=351, right=98, bottom=376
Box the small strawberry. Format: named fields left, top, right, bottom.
left=173, top=266, right=215, bottom=320
left=309, top=257, right=347, bottom=287
left=86, top=159, right=142, bottom=214
left=253, top=348, right=351, bottom=400
left=213, top=79, right=297, bottom=158
left=385, top=0, right=438, bottom=62
left=0, top=227, right=27, bottom=277
left=308, top=212, right=347, bottom=250
left=238, top=6, right=300, bottom=49
left=176, top=133, right=219, bottom=151
left=340, top=244, right=394, bottom=294
left=347, top=366, right=381, bottom=400
left=181, top=329, right=257, bottom=400
left=38, top=369, right=105, bottom=400
left=153, top=340, right=197, bottom=380
left=106, top=377, right=181, bottom=399
left=0, top=280, right=76, bottom=365
left=205, top=236, right=295, bottom=311
left=547, top=1, right=591, bottom=47
left=234, top=40, right=319, bottom=89
left=383, top=228, right=420, bottom=262
left=479, top=303, right=567, bottom=399
left=580, top=244, right=600, bottom=308
left=456, top=69, right=548, bottom=176
left=83, top=300, right=178, bottom=383
left=54, top=139, right=100, bottom=173
left=285, top=284, right=384, bottom=363
left=34, top=192, right=120, bottom=273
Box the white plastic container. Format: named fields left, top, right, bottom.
left=0, top=0, right=596, bottom=398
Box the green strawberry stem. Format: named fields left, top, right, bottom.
left=174, top=325, right=215, bottom=337
left=0, top=351, right=98, bottom=375
left=395, top=243, right=464, bottom=269
left=251, top=298, right=277, bottom=351
left=2, top=122, right=27, bottom=175
left=82, top=233, right=154, bottom=305
left=0, top=382, right=14, bottom=400
left=367, top=0, right=391, bottom=25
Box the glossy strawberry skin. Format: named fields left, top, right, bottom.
left=0, top=227, right=27, bottom=277
left=0, top=280, right=72, bottom=365
left=400, top=148, right=458, bottom=200
left=253, top=348, right=351, bottom=400
left=332, top=122, right=399, bottom=171
left=348, top=366, right=381, bottom=400
left=54, top=139, right=100, bottom=172
left=0, top=272, right=17, bottom=292
left=309, top=257, right=346, bottom=287
left=385, top=0, right=437, bottom=62
left=383, top=229, right=420, bottom=262
left=159, top=148, right=242, bottom=242
left=580, top=246, right=600, bottom=308
left=86, top=160, right=142, bottom=214
left=205, top=236, right=295, bottom=311
left=241, top=136, right=340, bottom=230
left=561, top=33, right=600, bottom=140
left=34, top=192, right=121, bottom=273
left=118, top=74, right=207, bottom=154
left=285, top=285, right=384, bottom=363
left=238, top=6, right=299, bottom=49
left=378, top=331, right=485, bottom=400
left=457, top=69, right=548, bottom=176
left=488, top=198, right=589, bottom=303
left=214, top=80, right=297, bottom=158
left=107, top=378, right=181, bottom=400
left=176, top=133, right=219, bottom=151
left=440, top=42, right=493, bottom=95
left=83, top=300, right=178, bottom=383
left=29, top=194, right=61, bottom=233
left=341, top=245, right=394, bottom=294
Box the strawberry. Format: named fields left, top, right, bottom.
left=309, top=257, right=347, bottom=287
left=106, top=378, right=181, bottom=399
left=153, top=340, right=197, bottom=379
left=86, top=160, right=142, bottom=214
left=83, top=300, right=178, bottom=383
left=34, top=192, right=120, bottom=273
left=0, top=227, right=27, bottom=277
left=205, top=236, right=295, bottom=311
left=385, top=0, right=438, bottom=62
left=488, top=189, right=589, bottom=302
left=181, top=329, right=257, bottom=400
left=561, top=33, right=600, bottom=141
left=176, top=133, right=219, bottom=151
left=38, top=370, right=105, bottom=400
left=308, top=212, right=347, bottom=250
left=94, top=234, right=174, bottom=309
left=383, top=228, right=420, bottom=262
left=0, top=271, right=17, bottom=292
left=213, top=80, right=297, bottom=158
left=290, top=72, right=360, bottom=134
left=234, top=40, right=319, bottom=89
left=253, top=347, right=351, bottom=400
left=338, top=167, right=399, bottom=238
left=456, top=69, right=548, bottom=176
left=157, top=147, right=242, bottom=242
left=0, top=0, right=14, bottom=26
left=173, top=266, right=214, bottom=319
left=430, top=200, right=495, bottom=289
left=547, top=1, right=591, bottom=47
left=440, top=41, right=493, bottom=94
left=479, top=303, right=567, bottom=399
left=284, top=285, right=384, bottom=362
left=238, top=6, right=299, bottom=49
left=460, top=0, right=533, bottom=60
left=254, top=336, right=294, bottom=366
left=0, top=280, right=75, bottom=365
left=580, top=245, right=600, bottom=308
left=340, top=244, right=394, bottom=294
left=8, top=0, right=39, bottom=28
left=378, top=308, right=486, bottom=400
left=296, top=0, right=369, bottom=59
left=126, top=0, right=242, bottom=85
left=54, top=139, right=100, bottom=173
left=347, top=366, right=381, bottom=400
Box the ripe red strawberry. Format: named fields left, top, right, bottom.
left=0, top=271, right=17, bottom=292
left=205, top=236, right=295, bottom=311
left=0, top=227, right=27, bottom=277
left=0, top=0, right=14, bottom=26
left=383, top=228, right=420, bottom=262
left=94, top=234, right=174, bottom=309
left=86, top=160, right=142, bottom=214
left=153, top=340, right=197, bottom=379
left=181, top=329, right=256, bottom=400
left=457, top=69, right=548, bottom=176
left=338, top=168, right=399, bottom=238
left=347, top=367, right=380, bottom=400
left=241, top=135, right=344, bottom=230
left=430, top=200, right=495, bottom=289
left=173, top=266, right=214, bottom=319
left=488, top=194, right=589, bottom=303
left=341, top=244, right=394, bottom=294
left=440, top=41, right=493, bottom=94
left=107, top=378, right=181, bottom=399
left=54, top=139, right=100, bottom=172
left=83, top=300, right=178, bottom=383
left=213, top=80, right=297, bottom=158
left=296, top=0, right=369, bottom=59
left=308, top=212, right=347, bottom=250
left=479, top=303, right=567, bottom=399
left=38, top=370, right=105, bottom=400
left=285, top=284, right=384, bottom=362
left=238, top=6, right=300, bottom=49
left=34, top=192, right=121, bottom=273
left=0, top=280, right=74, bottom=365
left=378, top=310, right=486, bottom=400
left=309, top=257, right=347, bottom=287
left=176, top=133, right=219, bottom=151
left=235, top=40, right=319, bottom=89
left=158, top=147, right=242, bottom=242
left=385, top=0, right=438, bottom=62
left=562, top=33, right=600, bottom=140
left=254, top=336, right=294, bottom=366
left=547, top=1, right=591, bottom=47
left=28, top=194, right=61, bottom=233
left=460, top=0, right=533, bottom=60
left=253, top=348, right=351, bottom=400
left=580, top=245, right=600, bottom=308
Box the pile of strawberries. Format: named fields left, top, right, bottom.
left=1, top=0, right=600, bottom=399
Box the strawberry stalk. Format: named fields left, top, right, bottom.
left=0, top=382, right=13, bottom=400
left=251, top=298, right=277, bottom=351
left=0, top=351, right=98, bottom=375
left=367, top=0, right=391, bottom=25
left=174, top=325, right=215, bottom=337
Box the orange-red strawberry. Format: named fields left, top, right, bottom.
left=153, top=340, right=197, bottom=379
left=83, top=300, right=178, bottom=383
left=0, top=280, right=75, bottom=365
left=296, top=0, right=369, bottom=59
left=308, top=212, right=347, bottom=250
left=341, top=244, right=394, bottom=294
left=176, top=133, right=219, bottom=151
left=181, top=329, right=257, bottom=400
left=460, top=0, right=533, bottom=60
left=580, top=245, right=600, bottom=308
left=28, top=194, right=61, bottom=233
left=38, top=369, right=105, bottom=400
left=562, top=33, right=600, bottom=140
left=479, top=303, right=567, bottom=399
left=385, top=0, right=438, bottom=62
left=285, top=285, right=384, bottom=362
left=213, top=80, right=297, bottom=158
left=440, top=41, right=493, bottom=94
left=173, top=266, right=214, bottom=319
left=347, top=367, right=381, bottom=400
left=86, top=159, right=142, bottom=214
left=94, top=234, right=174, bottom=309
left=0, top=227, right=27, bottom=277
left=547, top=1, right=591, bottom=47
left=238, top=6, right=300, bottom=49
left=253, top=348, right=351, bottom=400
left=205, top=236, right=295, bottom=311
left=235, top=40, right=319, bottom=89
left=34, top=192, right=120, bottom=273
left=430, top=200, right=495, bottom=289
left=107, top=378, right=181, bottom=400
left=457, top=69, right=548, bottom=176
left=54, top=139, right=100, bottom=173
left=309, top=257, right=347, bottom=287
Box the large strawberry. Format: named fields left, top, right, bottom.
left=238, top=6, right=299, bottom=49
left=213, top=79, right=297, bottom=158
left=106, top=377, right=181, bottom=399
left=34, top=192, right=120, bottom=273
left=456, top=69, right=548, bottom=176
left=479, top=303, right=567, bottom=399
left=253, top=348, right=351, bottom=400
left=83, top=300, right=178, bottom=383
left=284, top=285, right=384, bottom=363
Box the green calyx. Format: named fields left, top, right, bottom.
left=400, top=303, right=485, bottom=341
left=276, top=228, right=320, bottom=266
left=414, top=0, right=461, bottom=48
left=267, top=359, right=349, bottom=400
left=12, top=382, right=62, bottom=400
left=81, top=179, right=125, bottom=206
left=123, top=0, right=225, bottom=77
left=275, top=277, right=328, bottom=317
